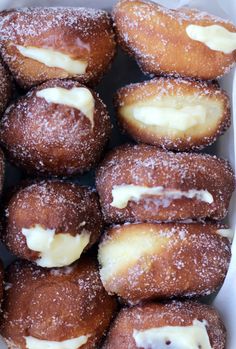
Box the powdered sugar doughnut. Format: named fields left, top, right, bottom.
left=115, top=77, right=231, bottom=151
left=0, top=60, right=11, bottom=116
left=103, top=301, right=226, bottom=349
left=1, top=257, right=117, bottom=349
left=0, top=79, right=111, bottom=176
left=4, top=180, right=103, bottom=268
left=98, top=222, right=231, bottom=303
left=95, top=144, right=235, bottom=223
left=113, top=0, right=236, bottom=80
left=0, top=7, right=116, bottom=89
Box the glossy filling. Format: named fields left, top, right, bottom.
left=22, top=224, right=90, bottom=267
left=16, top=45, right=88, bottom=74
left=217, top=228, right=234, bottom=241
left=37, top=87, right=95, bottom=127
left=111, top=185, right=214, bottom=209
left=186, top=24, right=236, bottom=54
left=25, top=335, right=90, bottom=349
left=133, top=320, right=212, bottom=349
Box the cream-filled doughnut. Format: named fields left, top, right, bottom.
left=0, top=79, right=111, bottom=176
left=1, top=256, right=117, bottom=349
left=115, top=78, right=231, bottom=151
left=0, top=7, right=116, bottom=88
left=98, top=222, right=231, bottom=303
left=103, top=301, right=226, bottom=349
left=4, top=180, right=103, bottom=268
left=113, top=0, right=236, bottom=80
left=95, top=144, right=235, bottom=223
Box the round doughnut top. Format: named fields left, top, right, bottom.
left=1, top=256, right=116, bottom=347
left=104, top=301, right=226, bottom=349
left=0, top=7, right=111, bottom=42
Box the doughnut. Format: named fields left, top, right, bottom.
left=95, top=144, right=235, bottom=223
left=113, top=0, right=236, bottom=80
left=0, top=79, right=111, bottom=176
left=103, top=301, right=226, bottom=349
left=1, top=256, right=117, bottom=349
left=0, top=148, right=5, bottom=195
left=3, top=180, right=103, bottom=268
left=0, top=60, right=11, bottom=116
left=115, top=77, right=231, bottom=151
left=0, top=7, right=116, bottom=89
left=98, top=222, right=231, bottom=303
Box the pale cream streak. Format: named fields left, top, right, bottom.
left=133, top=319, right=212, bottom=349
left=133, top=105, right=206, bottom=131
left=25, top=335, right=90, bottom=349
left=111, top=185, right=214, bottom=209
left=22, top=224, right=90, bottom=268
left=36, top=87, right=95, bottom=127
left=16, top=45, right=88, bottom=74
left=186, top=24, right=236, bottom=54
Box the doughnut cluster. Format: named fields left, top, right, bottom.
left=0, top=1, right=234, bottom=349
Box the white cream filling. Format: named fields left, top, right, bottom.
left=133, top=105, right=206, bottom=131
left=186, top=24, right=236, bottom=54
left=111, top=185, right=213, bottom=209
left=16, top=45, right=88, bottom=74
left=25, top=335, right=89, bottom=349
left=133, top=320, right=212, bottom=349
left=36, top=87, right=95, bottom=127
left=22, top=224, right=90, bottom=268
left=217, top=229, right=234, bottom=241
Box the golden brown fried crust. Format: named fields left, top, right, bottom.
left=3, top=180, right=103, bottom=263
left=115, top=77, right=231, bottom=151
left=0, top=60, right=11, bottom=116
left=95, top=144, right=235, bottom=223
left=113, top=0, right=236, bottom=80
left=1, top=257, right=117, bottom=349
left=103, top=301, right=226, bottom=349
left=98, top=222, right=231, bottom=302
left=0, top=79, right=111, bottom=176
left=0, top=7, right=116, bottom=89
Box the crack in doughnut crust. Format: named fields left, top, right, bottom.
left=3, top=180, right=103, bottom=267
left=98, top=222, right=231, bottom=303
left=0, top=7, right=116, bottom=89
left=115, top=77, right=231, bottom=151
left=0, top=79, right=111, bottom=176
left=103, top=301, right=226, bottom=349
left=0, top=60, right=11, bottom=117
left=113, top=0, right=236, bottom=80
left=1, top=257, right=117, bottom=349
left=95, top=144, right=235, bottom=224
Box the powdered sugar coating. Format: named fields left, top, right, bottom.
left=96, top=144, right=235, bottom=223
left=1, top=257, right=116, bottom=349
left=3, top=180, right=103, bottom=264
left=103, top=301, right=226, bottom=349
left=0, top=60, right=11, bottom=116
left=0, top=7, right=116, bottom=88
left=115, top=77, right=231, bottom=151
left=98, top=222, right=231, bottom=303
left=113, top=0, right=236, bottom=80
left=0, top=79, right=111, bottom=176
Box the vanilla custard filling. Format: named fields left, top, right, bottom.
left=186, top=24, right=236, bottom=54
left=133, top=320, right=212, bottom=349
left=217, top=228, right=234, bottom=241
left=16, top=45, right=88, bottom=74
left=22, top=224, right=90, bottom=268
left=99, top=229, right=168, bottom=282
left=36, top=87, right=95, bottom=127
left=111, top=185, right=213, bottom=209
left=25, top=335, right=90, bottom=349
left=132, top=105, right=206, bottom=131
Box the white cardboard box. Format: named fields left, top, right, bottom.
left=0, top=0, right=235, bottom=348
